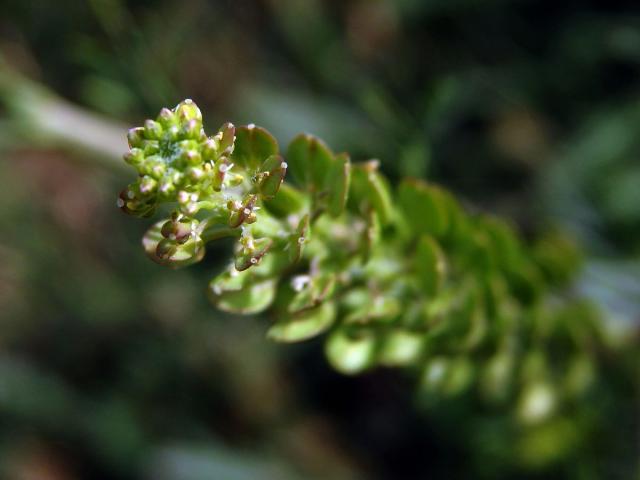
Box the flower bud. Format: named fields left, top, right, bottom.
left=181, top=149, right=202, bottom=167
left=157, top=179, right=175, bottom=199
left=157, top=107, right=175, bottom=127
left=182, top=119, right=201, bottom=139
left=144, top=119, right=163, bottom=140
left=218, top=122, right=235, bottom=155
left=176, top=99, right=202, bottom=123
left=142, top=140, right=159, bottom=156
left=127, top=127, right=145, bottom=148
left=123, top=148, right=144, bottom=166
left=202, top=137, right=218, bottom=161
left=228, top=174, right=244, bottom=187
left=139, top=176, right=157, bottom=195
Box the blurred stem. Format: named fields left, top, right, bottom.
left=0, top=56, right=127, bottom=171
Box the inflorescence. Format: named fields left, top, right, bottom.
left=119, top=100, right=609, bottom=427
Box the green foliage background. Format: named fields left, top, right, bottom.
left=0, top=1, right=638, bottom=479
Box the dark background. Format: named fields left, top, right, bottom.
left=0, top=1, right=638, bottom=479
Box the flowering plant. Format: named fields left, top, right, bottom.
left=119, top=100, right=609, bottom=425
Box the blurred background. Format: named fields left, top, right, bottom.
left=0, top=0, right=639, bottom=479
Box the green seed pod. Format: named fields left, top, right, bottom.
left=229, top=194, right=257, bottom=228
left=257, top=154, right=287, bottom=200
left=415, top=235, right=446, bottom=297
left=208, top=268, right=277, bottom=315
left=161, top=216, right=196, bottom=244
left=327, top=153, right=351, bottom=217
left=325, top=326, right=377, bottom=375
left=143, top=221, right=205, bottom=268
left=378, top=329, right=424, bottom=367
left=268, top=301, right=336, bottom=343
left=235, top=236, right=272, bottom=271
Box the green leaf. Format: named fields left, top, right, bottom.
left=232, top=125, right=279, bottom=171
left=415, top=235, right=446, bottom=296
left=325, top=326, right=377, bottom=375
left=267, top=301, right=335, bottom=342
left=286, top=134, right=334, bottom=192
left=398, top=179, right=449, bottom=238
left=208, top=269, right=277, bottom=314
left=327, top=153, right=351, bottom=217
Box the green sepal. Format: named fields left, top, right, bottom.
left=267, top=300, right=336, bottom=342
left=415, top=235, right=446, bottom=297
left=327, top=153, right=351, bottom=217
left=208, top=268, right=277, bottom=314
left=232, top=125, right=279, bottom=171
left=325, top=326, right=377, bottom=375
